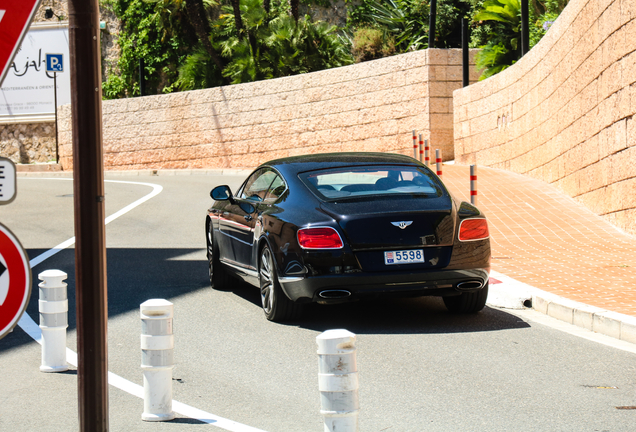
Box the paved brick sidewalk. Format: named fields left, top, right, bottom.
left=441, top=164, right=636, bottom=317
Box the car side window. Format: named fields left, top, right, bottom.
left=240, top=168, right=277, bottom=201
left=264, top=174, right=286, bottom=203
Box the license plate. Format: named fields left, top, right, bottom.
left=384, top=249, right=425, bottom=265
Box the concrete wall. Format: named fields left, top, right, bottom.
left=453, top=0, right=636, bottom=235
left=59, top=49, right=479, bottom=171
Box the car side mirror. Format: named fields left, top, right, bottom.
left=211, top=185, right=233, bottom=202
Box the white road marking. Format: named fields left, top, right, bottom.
left=18, top=178, right=269, bottom=432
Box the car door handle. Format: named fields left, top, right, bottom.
left=244, top=215, right=253, bottom=221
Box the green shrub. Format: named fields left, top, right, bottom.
left=352, top=27, right=395, bottom=62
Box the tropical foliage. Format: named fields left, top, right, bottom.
left=347, top=0, right=474, bottom=60
left=101, top=0, right=569, bottom=97
left=102, top=0, right=353, bottom=97
left=102, top=0, right=199, bottom=98
left=472, top=0, right=568, bottom=79
left=472, top=0, right=521, bottom=79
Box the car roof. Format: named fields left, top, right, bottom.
left=262, top=152, right=419, bottom=176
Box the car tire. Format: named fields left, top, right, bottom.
left=443, top=283, right=489, bottom=313
left=207, top=222, right=231, bottom=290
left=259, top=245, right=302, bottom=322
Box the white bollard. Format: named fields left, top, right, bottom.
left=39, top=270, right=68, bottom=373
left=317, top=329, right=359, bottom=432
left=436, top=149, right=443, bottom=178
left=140, top=299, right=175, bottom=422
left=418, top=134, right=424, bottom=163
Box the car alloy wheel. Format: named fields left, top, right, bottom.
left=259, top=247, right=275, bottom=316
left=259, top=245, right=302, bottom=322
left=206, top=222, right=230, bottom=290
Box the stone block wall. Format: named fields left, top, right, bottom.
left=0, top=124, right=57, bottom=164
left=453, top=0, right=636, bottom=235
left=59, top=49, right=479, bottom=171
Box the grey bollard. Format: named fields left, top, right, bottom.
left=140, top=299, right=175, bottom=421
left=317, top=329, right=359, bottom=432
left=39, top=270, right=68, bottom=372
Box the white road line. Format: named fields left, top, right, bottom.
left=18, top=178, right=269, bottom=432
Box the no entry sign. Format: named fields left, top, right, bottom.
left=0, top=223, right=31, bottom=339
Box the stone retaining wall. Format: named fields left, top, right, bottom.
left=59, top=49, right=479, bottom=171
left=453, top=0, right=636, bottom=235
left=0, top=124, right=57, bottom=164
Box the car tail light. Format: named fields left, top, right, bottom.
left=458, top=218, right=489, bottom=241
left=297, top=227, right=344, bottom=249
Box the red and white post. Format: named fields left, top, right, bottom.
left=470, top=165, right=478, bottom=206
left=418, top=134, right=424, bottom=163
left=412, top=130, right=417, bottom=159
left=424, top=139, right=430, bottom=165
left=435, top=149, right=442, bottom=178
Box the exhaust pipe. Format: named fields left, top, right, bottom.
left=318, top=290, right=352, bottom=299
left=456, top=280, right=484, bottom=291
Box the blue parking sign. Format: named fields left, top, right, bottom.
left=46, top=54, right=64, bottom=73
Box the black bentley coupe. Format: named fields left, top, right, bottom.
left=206, top=152, right=491, bottom=322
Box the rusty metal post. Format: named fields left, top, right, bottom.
left=68, top=0, right=109, bottom=430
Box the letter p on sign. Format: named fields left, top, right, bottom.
left=46, top=53, right=63, bottom=73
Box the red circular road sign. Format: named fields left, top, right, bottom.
left=0, top=223, right=31, bottom=339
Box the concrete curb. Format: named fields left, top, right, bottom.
left=487, top=270, right=636, bottom=345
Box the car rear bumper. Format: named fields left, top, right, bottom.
left=278, top=268, right=490, bottom=303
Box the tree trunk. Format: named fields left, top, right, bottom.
left=290, top=0, right=299, bottom=22
left=231, top=0, right=245, bottom=38
left=184, top=0, right=225, bottom=72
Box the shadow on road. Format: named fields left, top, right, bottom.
left=230, top=278, right=531, bottom=335
left=0, top=247, right=210, bottom=353
left=1, top=246, right=530, bottom=355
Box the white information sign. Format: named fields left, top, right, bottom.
left=0, top=158, right=17, bottom=204
left=0, top=22, right=70, bottom=124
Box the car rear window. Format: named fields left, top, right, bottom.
left=299, top=165, right=444, bottom=201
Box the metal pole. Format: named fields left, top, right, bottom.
left=418, top=134, right=423, bottom=163
left=462, top=17, right=469, bottom=87
left=54, top=72, right=59, bottom=163
left=428, top=0, right=437, bottom=48
left=139, top=58, right=145, bottom=97
left=68, top=0, right=109, bottom=430
left=521, top=0, right=529, bottom=56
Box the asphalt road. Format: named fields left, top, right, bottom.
left=1, top=173, right=636, bottom=432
